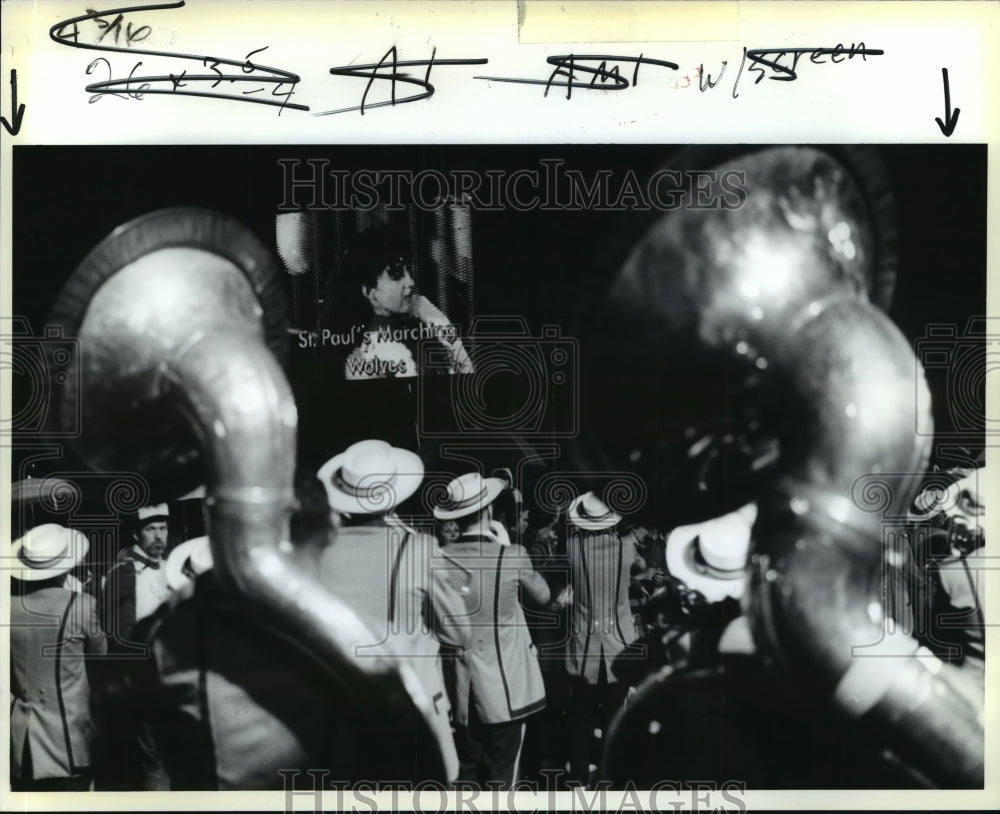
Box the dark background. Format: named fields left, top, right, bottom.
left=12, top=144, right=986, bottom=336
left=10, top=144, right=988, bottom=529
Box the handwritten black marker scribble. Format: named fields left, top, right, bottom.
left=476, top=54, right=679, bottom=99
left=50, top=1, right=308, bottom=113
left=935, top=67, right=960, bottom=137
left=1, top=69, right=27, bottom=136
left=42, top=4, right=887, bottom=122
left=698, top=61, right=726, bottom=92
left=318, top=47, right=488, bottom=116
left=731, top=43, right=884, bottom=98
left=85, top=56, right=149, bottom=101
left=85, top=6, right=152, bottom=45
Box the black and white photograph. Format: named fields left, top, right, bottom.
left=1, top=1, right=998, bottom=811
left=4, top=142, right=988, bottom=798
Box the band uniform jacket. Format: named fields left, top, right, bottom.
left=566, top=528, right=638, bottom=683
left=10, top=582, right=108, bottom=779
left=434, top=535, right=551, bottom=725
left=136, top=575, right=350, bottom=790
left=318, top=521, right=463, bottom=779
left=101, top=546, right=169, bottom=652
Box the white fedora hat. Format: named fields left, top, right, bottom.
left=567, top=491, right=622, bottom=531
left=433, top=473, right=505, bottom=521
left=318, top=439, right=424, bottom=515
left=666, top=503, right=757, bottom=602
left=11, top=524, right=90, bottom=582
left=166, top=536, right=214, bottom=591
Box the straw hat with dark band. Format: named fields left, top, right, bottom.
left=166, top=536, right=214, bottom=591
left=11, top=524, right=90, bottom=582
left=665, top=503, right=757, bottom=602
left=433, top=473, right=505, bottom=521
left=318, top=439, right=424, bottom=515
left=567, top=491, right=622, bottom=531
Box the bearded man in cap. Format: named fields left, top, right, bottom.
left=432, top=472, right=552, bottom=788
left=564, top=490, right=638, bottom=788
left=123, top=473, right=403, bottom=790
left=10, top=524, right=107, bottom=791
left=317, top=439, right=462, bottom=781
left=101, top=504, right=172, bottom=650
left=98, top=503, right=173, bottom=790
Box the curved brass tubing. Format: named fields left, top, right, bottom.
left=49, top=208, right=446, bottom=781
left=602, top=148, right=982, bottom=786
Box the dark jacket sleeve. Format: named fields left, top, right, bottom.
left=102, top=561, right=138, bottom=651
left=513, top=545, right=551, bottom=607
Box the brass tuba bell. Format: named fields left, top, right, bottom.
left=585, top=148, right=983, bottom=788
left=46, top=207, right=447, bottom=782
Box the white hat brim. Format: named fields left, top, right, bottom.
left=433, top=478, right=505, bottom=520
left=166, top=536, right=212, bottom=592
left=11, top=526, right=89, bottom=582
left=665, top=524, right=746, bottom=603
left=10, top=477, right=77, bottom=507
left=178, top=485, right=207, bottom=501
left=567, top=492, right=622, bottom=531
left=320, top=447, right=424, bottom=515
